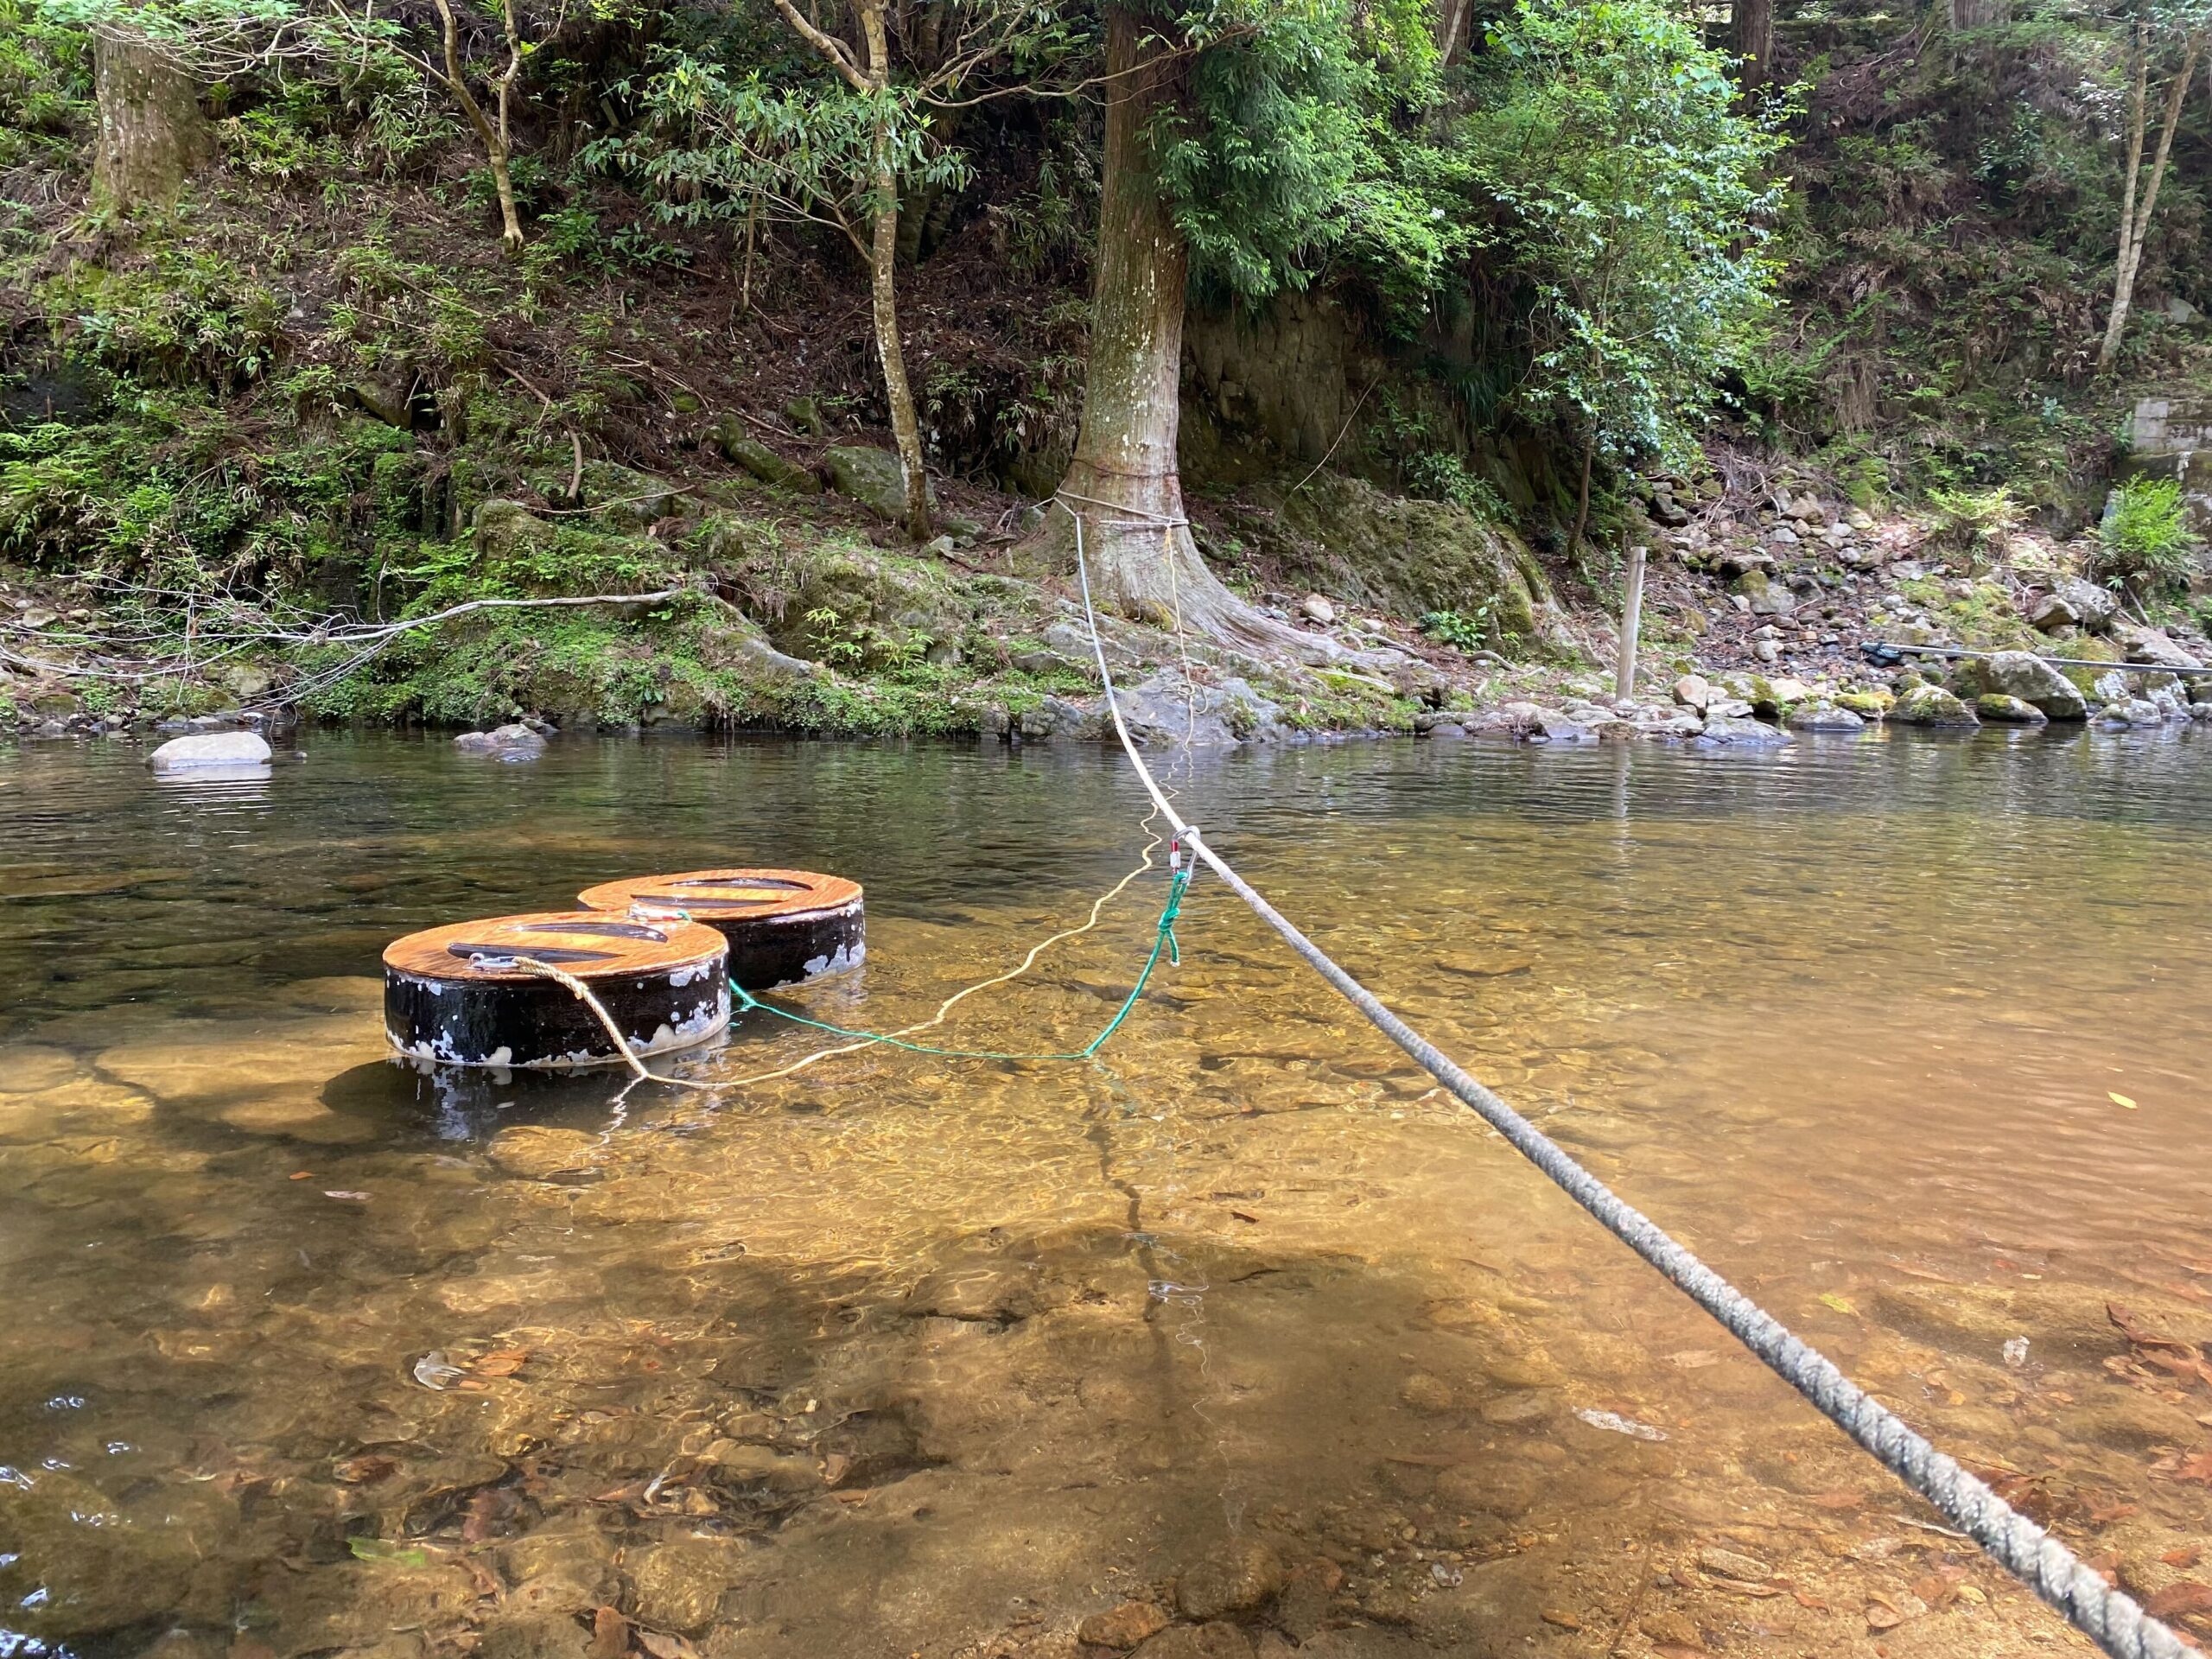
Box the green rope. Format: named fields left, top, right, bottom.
left=730, top=868, right=1191, bottom=1063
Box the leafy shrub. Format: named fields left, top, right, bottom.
left=1402, top=452, right=1514, bottom=523
left=2094, top=476, right=2200, bottom=595
left=1924, top=484, right=2020, bottom=569
left=1420, top=604, right=1497, bottom=652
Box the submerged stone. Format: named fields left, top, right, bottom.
left=1078, top=1601, right=1171, bottom=1649
left=1178, top=1540, right=1283, bottom=1620
left=454, top=724, right=546, bottom=758
left=1974, top=693, right=2048, bottom=725
left=148, top=731, right=271, bottom=774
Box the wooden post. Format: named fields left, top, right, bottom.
left=1616, top=536, right=1648, bottom=701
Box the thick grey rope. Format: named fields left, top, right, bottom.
left=1058, top=497, right=2198, bottom=1659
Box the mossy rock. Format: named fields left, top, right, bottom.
left=474, top=499, right=558, bottom=563
left=822, top=444, right=935, bottom=522
left=1228, top=472, right=1559, bottom=649
left=1975, top=693, right=2048, bottom=724
left=1891, top=683, right=1980, bottom=726
left=1835, top=688, right=1894, bottom=717
left=765, top=542, right=975, bottom=666
left=710, top=419, right=821, bottom=494
left=576, top=461, right=680, bottom=531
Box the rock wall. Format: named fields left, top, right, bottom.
left=1182, top=291, right=1363, bottom=478
left=2120, top=396, right=2212, bottom=541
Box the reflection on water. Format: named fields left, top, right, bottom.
left=2, top=728, right=2209, bottom=1658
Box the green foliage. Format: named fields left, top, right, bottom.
left=2094, top=475, right=2200, bottom=594
left=1154, top=0, right=1471, bottom=313
left=44, top=249, right=288, bottom=391
left=0, top=0, right=91, bottom=166
left=1924, top=482, right=2021, bottom=568
left=1402, top=453, right=1512, bottom=523
left=1419, top=604, right=1496, bottom=652
left=1459, top=0, right=1787, bottom=468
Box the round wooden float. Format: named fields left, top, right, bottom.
left=575, top=868, right=864, bottom=990
left=383, top=912, right=730, bottom=1070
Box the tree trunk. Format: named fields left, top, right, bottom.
left=860, top=1, right=931, bottom=541
left=1948, top=0, right=2010, bottom=29
left=1567, top=435, right=1596, bottom=556
left=2100, top=31, right=2201, bottom=369
left=871, top=138, right=932, bottom=541
left=1731, top=0, right=1773, bottom=89
left=1027, top=7, right=1328, bottom=658
left=92, top=32, right=210, bottom=211
left=429, top=0, right=524, bottom=246
left=1434, top=0, right=1476, bottom=69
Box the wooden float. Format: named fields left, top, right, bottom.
left=383, top=912, right=730, bottom=1069
left=575, top=868, right=864, bottom=990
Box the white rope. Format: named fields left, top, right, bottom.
left=1052, top=496, right=2201, bottom=1659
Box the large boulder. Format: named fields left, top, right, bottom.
left=2110, top=615, right=2204, bottom=671
left=1975, top=652, right=2088, bottom=719
left=1219, top=472, right=1564, bottom=650
left=822, top=445, right=933, bottom=521
left=1732, top=569, right=1796, bottom=616
left=1890, top=684, right=1980, bottom=727
left=2030, top=578, right=2117, bottom=633
left=1116, top=670, right=1281, bottom=747
left=148, top=731, right=272, bottom=774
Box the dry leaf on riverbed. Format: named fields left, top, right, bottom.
left=334, top=1453, right=397, bottom=1484
left=637, top=1632, right=702, bottom=1659
left=2146, top=1582, right=2212, bottom=1619
left=2107, top=1304, right=2212, bottom=1389
left=2159, top=1449, right=2212, bottom=1484
left=2162, top=1545, right=2203, bottom=1568
left=2110, top=1092, right=2138, bottom=1109
left=588, top=1608, right=629, bottom=1659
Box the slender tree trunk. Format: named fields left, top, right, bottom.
left=860, top=1, right=931, bottom=541
left=1025, top=7, right=1332, bottom=659
left=1434, top=0, right=1476, bottom=69
left=1568, top=435, right=1596, bottom=556
left=772, top=0, right=930, bottom=539
left=431, top=0, right=524, bottom=247
left=2100, top=30, right=2201, bottom=369
left=871, top=132, right=932, bottom=541
left=1731, top=0, right=1773, bottom=89
left=91, top=31, right=211, bottom=211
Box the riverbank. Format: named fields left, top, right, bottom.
left=6, top=465, right=2208, bottom=750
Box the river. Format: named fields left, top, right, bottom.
left=2, top=728, right=2209, bottom=1659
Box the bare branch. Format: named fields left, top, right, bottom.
left=770, top=0, right=871, bottom=92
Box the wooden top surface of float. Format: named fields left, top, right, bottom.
left=575, top=868, right=863, bottom=921
left=383, top=911, right=728, bottom=982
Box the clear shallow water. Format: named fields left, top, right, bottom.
left=2, top=728, right=2209, bottom=1659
